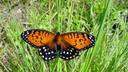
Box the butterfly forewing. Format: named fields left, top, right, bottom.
left=21, top=29, right=55, bottom=47
left=61, top=32, right=95, bottom=50
left=21, top=29, right=57, bottom=60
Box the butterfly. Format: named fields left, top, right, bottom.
left=21, top=29, right=95, bottom=61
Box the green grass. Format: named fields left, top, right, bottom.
left=0, top=0, right=128, bottom=72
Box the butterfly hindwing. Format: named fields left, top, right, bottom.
left=38, top=46, right=57, bottom=61
left=59, top=46, right=79, bottom=60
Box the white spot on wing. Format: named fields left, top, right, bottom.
left=62, top=56, right=65, bottom=58
left=89, top=35, right=92, bottom=39
left=25, top=34, right=27, bottom=37
left=51, top=51, right=54, bottom=54
left=73, top=55, right=75, bottom=57
left=38, top=48, right=41, bottom=51
left=44, top=49, right=47, bottom=52
left=43, top=47, right=46, bottom=49
left=26, top=31, right=29, bottom=34
left=63, top=51, right=65, bottom=54
left=48, top=52, right=51, bottom=54
left=76, top=50, right=78, bottom=52
left=48, top=57, right=51, bottom=60
left=40, top=52, right=42, bottom=55
left=92, top=43, right=94, bottom=46
left=66, top=52, right=69, bottom=54
left=42, top=55, right=44, bottom=58
left=45, top=57, right=47, bottom=60
left=60, top=52, right=62, bottom=54
left=91, top=39, right=94, bottom=42
left=52, top=56, right=54, bottom=58
left=75, top=53, right=78, bottom=55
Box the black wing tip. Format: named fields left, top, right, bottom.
left=21, top=30, right=30, bottom=39
left=88, top=34, right=96, bottom=41
left=20, top=30, right=33, bottom=46
left=87, top=34, right=96, bottom=48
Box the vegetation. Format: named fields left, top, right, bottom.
left=0, top=0, right=128, bottom=72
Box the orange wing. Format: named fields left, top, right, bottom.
left=61, top=32, right=95, bottom=50
left=21, top=29, right=55, bottom=48
left=21, top=29, right=57, bottom=60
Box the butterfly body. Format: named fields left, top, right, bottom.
left=21, top=29, right=95, bottom=61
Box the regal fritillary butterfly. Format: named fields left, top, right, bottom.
left=21, top=29, right=95, bottom=61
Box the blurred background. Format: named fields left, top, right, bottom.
left=0, top=0, right=128, bottom=72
